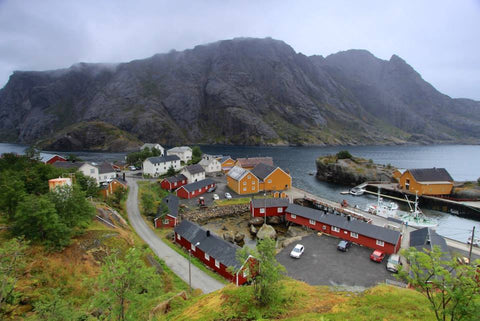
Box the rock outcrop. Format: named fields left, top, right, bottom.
left=1, top=38, right=480, bottom=150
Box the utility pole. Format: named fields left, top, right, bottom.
left=468, top=226, right=475, bottom=264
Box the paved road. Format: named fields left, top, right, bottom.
left=125, top=177, right=225, bottom=293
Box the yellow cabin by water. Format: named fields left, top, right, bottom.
left=398, top=168, right=453, bottom=196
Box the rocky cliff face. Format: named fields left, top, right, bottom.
left=1, top=37, right=479, bottom=151
left=316, top=155, right=395, bottom=186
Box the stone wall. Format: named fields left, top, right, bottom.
left=181, top=204, right=250, bottom=224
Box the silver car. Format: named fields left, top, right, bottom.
left=386, top=254, right=401, bottom=273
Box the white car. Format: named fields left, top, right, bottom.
left=225, top=192, right=232, bottom=199
left=290, top=244, right=304, bottom=258
left=213, top=194, right=220, bottom=200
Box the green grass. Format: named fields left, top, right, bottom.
left=214, top=197, right=251, bottom=206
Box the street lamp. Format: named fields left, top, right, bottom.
left=189, top=241, right=200, bottom=292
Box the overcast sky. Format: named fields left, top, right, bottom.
left=1, top=0, right=479, bottom=100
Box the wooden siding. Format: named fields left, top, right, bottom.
left=285, top=212, right=400, bottom=254
left=228, top=173, right=259, bottom=195
left=399, top=171, right=453, bottom=196
left=154, top=214, right=177, bottom=228
left=221, top=159, right=236, bottom=172
left=99, top=180, right=127, bottom=199
left=176, top=183, right=215, bottom=199
left=250, top=203, right=288, bottom=217
left=263, top=168, right=292, bottom=191
left=160, top=178, right=187, bottom=191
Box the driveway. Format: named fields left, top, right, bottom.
left=276, top=234, right=398, bottom=287
left=125, top=177, right=225, bottom=293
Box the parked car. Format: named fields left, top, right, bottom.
left=386, top=254, right=402, bottom=272
left=213, top=194, right=220, bottom=200
left=128, top=165, right=136, bottom=171
left=207, top=186, right=217, bottom=193
left=370, top=250, right=386, bottom=263
left=337, top=240, right=351, bottom=252
left=225, top=192, right=232, bottom=199
left=290, top=244, right=304, bottom=258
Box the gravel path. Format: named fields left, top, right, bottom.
left=125, top=177, right=225, bottom=293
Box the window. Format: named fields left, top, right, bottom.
left=252, top=180, right=255, bottom=184
left=90, top=169, right=95, bottom=174
left=174, top=182, right=177, bottom=186
left=268, top=179, right=272, bottom=183
left=243, top=181, right=247, bottom=185
left=291, top=214, right=296, bottom=219
left=198, top=189, right=201, bottom=192
left=350, top=232, right=358, bottom=238
left=376, top=240, right=384, bottom=247
left=277, top=207, right=283, bottom=213
left=332, top=226, right=340, bottom=232
left=243, top=269, right=249, bottom=278
left=247, top=175, right=251, bottom=179
left=260, top=208, right=265, bottom=213
left=176, top=234, right=181, bottom=240
left=215, top=260, right=220, bottom=268
left=322, top=225, right=326, bottom=230
left=243, top=187, right=247, bottom=191
left=205, top=253, right=210, bottom=261
left=405, top=179, right=410, bottom=190
left=309, top=219, right=315, bottom=225
left=163, top=219, right=169, bottom=224
left=191, top=244, right=196, bottom=251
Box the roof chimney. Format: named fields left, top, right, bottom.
left=206, top=230, right=210, bottom=237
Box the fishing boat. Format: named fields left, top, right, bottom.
left=398, top=193, right=438, bottom=229
left=367, top=189, right=398, bottom=218
left=349, top=187, right=365, bottom=196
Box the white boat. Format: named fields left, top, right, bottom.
left=367, top=189, right=398, bottom=218
left=467, top=236, right=479, bottom=247
left=399, top=193, right=438, bottom=229
left=350, top=187, right=365, bottom=196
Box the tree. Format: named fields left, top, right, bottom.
left=191, top=146, right=202, bottom=164
left=76, top=172, right=100, bottom=198
left=141, top=192, right=155, bottom=217
left=29, top=288, right=79, bottom=321
left=166, top=165, right=176, bottom=177
left=49, top=185, right=95, bottom=231
left=237, top=237, right=286, bottom=305
left=24, top=146, right=41, bottom=161
left=0, top=238, right=27, bottom=316
left=0, top=171, right=26, bottom=220
left=336, top=150, right=353, bottom=160
left=477, top=177, right=480, bottom=186
left=90, top=248, right=161, bottom=321
left=12, top=195, right=71, bottom=249
left=398, top=247, right=480, bottom=321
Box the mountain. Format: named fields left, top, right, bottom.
left=1, top=37, right=479, bottom=150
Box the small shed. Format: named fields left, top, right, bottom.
left=160, top=174, right=188, bottom=191
left=154, top=194, right=180, bottom=228
left=399, top=168, right=454, bottom=196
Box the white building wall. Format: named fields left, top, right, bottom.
left=143, top=159, right=181, bottom=177
left=79, top=163, right=100, bottom=184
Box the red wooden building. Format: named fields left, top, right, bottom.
left=160, top=174, right=188, bottom=191
left=41, top=154, right=67, bottom=164
left=174, top=220, right=256, bottom=285
left=99, top=178, right=127, bottom=199
left=250, top=198, right=290, bottom=217
left=154, top=194, right=179, bottom=228
left=176, top=178, right=215, bottom=199
left=286, top=204, right=402, bottom=254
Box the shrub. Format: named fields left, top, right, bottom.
left=477, top=177, right=480, bottom=186
left=336, top=150, right=353, bottom=160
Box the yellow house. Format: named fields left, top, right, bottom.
left=251, top=163, right=292, bottom=192
left=219, top=156, right=236, bottom=173
left=399, top=168, right=454, bottom=196
left=392, top=169, right=406, bottom=181
left=227, top=166, right=259, bottom=195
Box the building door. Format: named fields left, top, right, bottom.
left=405, top=179, right=410, bottom=190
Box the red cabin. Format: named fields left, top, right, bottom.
left=285, top=204, right=402, bottom=254
left=174, top=220, right=256, bottom=285
left=154, top=194, right=179, bottom=228
left=250, top=198, right=290, bottom=217
left=161, top=174, right=188, bottom=191
left=176, top=178, right=216, bottom=199
left=41, top=154, right=67, bottom=164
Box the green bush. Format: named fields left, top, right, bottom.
left=477, top=177, right=480, bottom=186
left=336, top=150, right=353, bottom=160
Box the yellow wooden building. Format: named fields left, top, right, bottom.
left=251, top=163, right=292, bottom=191
left=399, top=168, right=454, bottom=196
left=219, top=156, right=236, bottom=173
left=227, top=166, right=259, bottom=195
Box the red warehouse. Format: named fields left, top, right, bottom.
left=161, top=174, right=188, bottom=191
left=174, top=220, right=256, bottom=285
left=154, top=194, right=179, bottom=228
left=176, top=178, right=215, bottom=199
left=286, top=204, right=402, bottom=254
left=250, top=198, right=290, bottom=217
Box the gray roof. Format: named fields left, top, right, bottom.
left=220, top=156, right=233, bottom=164
left=174, top=220, right=242, bottom=269
left=408, top=168, right=453, bottom=182
left=184, top=164, right=205, bottom=175
left=97, top=162, right=115, bottom=174
left=146, top=155, right=180, bottom=164
left=251, top=198, right=290, bottom=208
left=236, top=157, right=273, bottom=168
left=286, top=204, right=401, bottom=245
left=158, top=194, right=179, bottom=218
left=180, top=178, right=215, bottom=193
left=52, top=161, right=85, bottom=169
left=250, top=163, right=277, bottom=180
left=227, top=166, right=249, bottom=180
left=409, top=228, right=450, bottom=256
left=40, top=153, right=65, bottom=163
left=164, top=174, right=187, bottom=184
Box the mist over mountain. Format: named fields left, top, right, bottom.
left=1, top=37, right=479, bottom=151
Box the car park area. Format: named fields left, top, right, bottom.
left=276, top=233, right=398, bottom=287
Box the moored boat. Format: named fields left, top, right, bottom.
left=399, top=193, right=438, bottom=229
left=349, top=187, right=365, bottom=196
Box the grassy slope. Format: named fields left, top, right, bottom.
left=164, top=279, right=435, bottom=321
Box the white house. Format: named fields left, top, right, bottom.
left=181, top=164, right=205, bottom=183
left=143, top=155, right=181, bottom=177
left=52, top=161, right=115, bottom=185
left=199, top=158, right=221, bottom=174
left=141, top=143, right=164, bottom=156
left=167, top=146, right=192, bottom=163
left=96, top=162, right=117, bottom=183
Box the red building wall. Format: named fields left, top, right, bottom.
left=46, top=155, right=67, bottom=164
left=249, top=204, right=288, bottom=217
left=161, top=179, right=187, bottom=191
left=174, top=231, right=251, bottom=285
left=285, top=213, right=399, bottom=254
left=176, top=183, right=215, bottom=199
left=154, top=215, right=177, bottom=228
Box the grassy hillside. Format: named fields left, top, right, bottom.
left=163, top=279, right=435, bottom=321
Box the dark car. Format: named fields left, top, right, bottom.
left=337, top=240, right=351, bottom=252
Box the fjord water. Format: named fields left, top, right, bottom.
left=1, top=143, right=479, bottom=242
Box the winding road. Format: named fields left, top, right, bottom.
left=125, top=177, right=225, bottom=293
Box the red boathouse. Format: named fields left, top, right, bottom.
left=160, top=174, right=188, bottom=191
left=250, top=198, right=290, bottom=217
left=286, top=204, right=402, bottom=254
left=154, top=194, right=179, bottom=228
left=176, top=178, right=216, bottom=199
left=174, top=220, right=256, bottom=285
